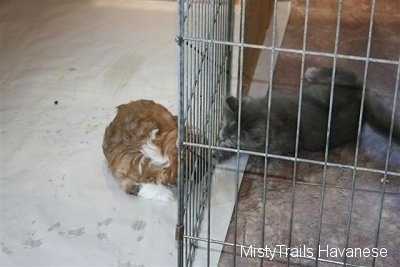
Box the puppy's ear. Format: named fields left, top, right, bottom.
left=226, top=96, right=239, bottom=114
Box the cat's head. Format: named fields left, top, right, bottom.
left=216, top=96, right=267, bottom=161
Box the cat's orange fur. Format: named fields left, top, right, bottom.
left=103, top=100, right=178, bottom=195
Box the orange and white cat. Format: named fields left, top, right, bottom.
left=103, top=99, right=178, bottom=201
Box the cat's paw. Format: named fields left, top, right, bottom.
left=120, top=179, right=141, bottom=195
left=137, top=183, right=175, bottom=201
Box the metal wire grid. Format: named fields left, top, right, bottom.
left=177, top=0, right=234, bottom=266
left=177, top=0, right=400, bottom=266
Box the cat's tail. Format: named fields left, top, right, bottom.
left=364, top=89, right=400, bottom=142
left=305, top=67, right=358, bottom=87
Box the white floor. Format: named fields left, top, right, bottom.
left=0, top=1, right=289, bottom=266
left=1, top=1, right=179, bottom=266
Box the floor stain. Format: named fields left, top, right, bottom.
left=1, top=242, right=12, bottom=255
left=118, top=261, right=145, bottom=267
left=67, top=227, right=85, bottom=237
left=22, top=238, right=43, bottom=249
left=48, top=222, right=62, bottom=231
left=131, top=220, right=146, bottom=231
left=97, top=218, right=113, bottom=228
left=97, top=232, right=108, bottom=240
left=103, top=218, right=113, bottom=226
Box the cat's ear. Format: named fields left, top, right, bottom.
left=226, top=96, right=239, bottom=113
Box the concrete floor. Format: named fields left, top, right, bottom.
left=0, top=1, right=180, bottom=266
left=219, top=0, right=400, bottom=266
